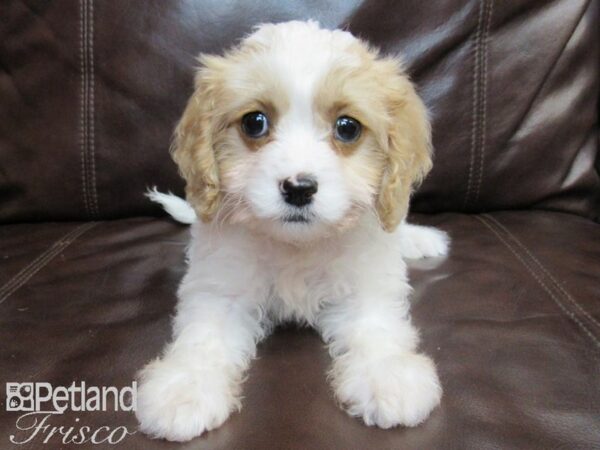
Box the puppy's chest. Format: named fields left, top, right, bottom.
left=266, top=257, right=352, bottom=324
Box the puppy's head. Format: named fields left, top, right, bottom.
left=173, top=21, right=431, bottom=242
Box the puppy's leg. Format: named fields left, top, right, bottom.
left=399, top=222, right=449, bottom=260
left=318, top=279, right=441, bottom=428
left=136, top=292, right=265, bottom=441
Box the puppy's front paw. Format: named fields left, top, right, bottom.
left=400, top=224, right=449, bottom=259
left=333, top=352, right=442, bottom=428
left=135, top=358, right=240, bottom=442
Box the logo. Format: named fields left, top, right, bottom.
left=5, top=381, right=137, bottom=446
left=6, top=383, right=34, bottom=412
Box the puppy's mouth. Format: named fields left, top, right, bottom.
left=281, top=212, right=313, bottom=224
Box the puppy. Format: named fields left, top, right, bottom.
left=136, top=20, right=449, bottom=442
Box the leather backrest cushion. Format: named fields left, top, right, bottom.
left=1, top=0, right=598, bottom=222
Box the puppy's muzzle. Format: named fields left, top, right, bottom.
left=280, top=175, right=318, bottom=207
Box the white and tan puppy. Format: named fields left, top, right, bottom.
left=137, top=20, right=449, bottom=442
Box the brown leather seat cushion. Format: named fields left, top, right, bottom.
left=1, top=211, right=598, bottom=449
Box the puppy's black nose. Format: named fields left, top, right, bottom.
left=281, top=175, right=318, bottom=207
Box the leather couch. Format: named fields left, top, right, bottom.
left=1, top=1, right=598, bottom=449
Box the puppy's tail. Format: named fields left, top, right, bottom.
left=146, top=187, right=197, bottom=224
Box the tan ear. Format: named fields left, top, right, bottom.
left=376, top=61, right=432, bottom=232
left=170, top=56, right=226, bottom=222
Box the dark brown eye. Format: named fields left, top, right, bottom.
left=241, top=111, right=269, bottom=138
left=334, top=116, right=361, bottom=143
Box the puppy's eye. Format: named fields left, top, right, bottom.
left=241, top=111, right=269, bottom=138
left=334, top=116, right=361, bottom=143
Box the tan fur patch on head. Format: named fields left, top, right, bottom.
left=315, top=42, right=432, bottom=232
left=171, top=49, right=288, bottom=221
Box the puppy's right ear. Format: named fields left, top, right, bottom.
left=171, top=55, right=227, bottom=222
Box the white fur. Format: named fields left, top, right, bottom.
left=146, top=187, right=197, bottom=224
left=400, top=223, right=450, bottom=259
left=138, top=194, right=448, bottom=441
left=137, top=21, right=449, bottom=442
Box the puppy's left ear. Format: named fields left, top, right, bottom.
left=376, top=60, right=432, bottom=232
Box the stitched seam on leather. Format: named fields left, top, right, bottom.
left=464, top=0, right=485, bottom=210
left=80, top=0, right=98, bottom=219
left=486, top=215, right=600, bottom=331
left=476, top=215, right=600, bottom=349
left=88, top=0, right=99, bottom=217
left=473, top=0, right=493, bottom=204
left=0, top=222, right=98, bottom=305
left=0, top=223, right=96, bottom=303
left=499, top=2, right=590, bottom=160
left=79, top=0, right=90, bottom=216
